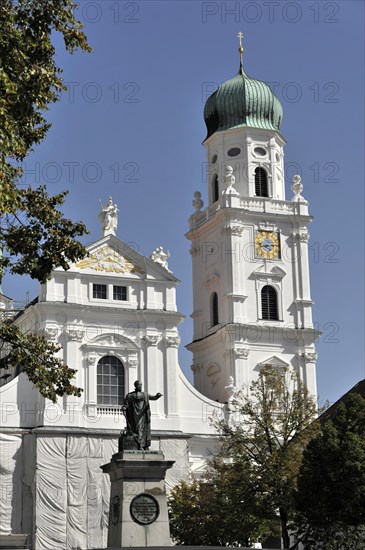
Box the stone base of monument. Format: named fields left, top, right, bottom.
left=101, top=450, right=175, bottom=547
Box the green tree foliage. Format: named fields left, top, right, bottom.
left=169, top=460, right=277, bottom=547
left=0, top=0, right=91, bottom=401
left=295, top=393, right=365, bottom=550
left=168, top=367, right=318, bottom=548
left=0, top=324, right=81, bottom=402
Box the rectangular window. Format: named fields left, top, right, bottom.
left=93, top=284, right=107, bottom=299
left=113, top=285, right=127, bottom=301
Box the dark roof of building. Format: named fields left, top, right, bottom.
left=319, top=379, right=365, bottom=423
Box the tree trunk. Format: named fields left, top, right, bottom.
left=279, top=507, right=290, bottom=549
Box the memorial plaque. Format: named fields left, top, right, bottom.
left=130, top=493, right=160, bottom=525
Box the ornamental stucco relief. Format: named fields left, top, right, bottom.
left=65, top=324, right=85, bottom=341
left=142, top=335, right=159, bottom=346
left=302, top=351, right=318, bottom=363
left=164, top=336, right=181, bottom=348
left=75, top=245, right=143, bottom=274
left=41, top=323, right=60, bottom=342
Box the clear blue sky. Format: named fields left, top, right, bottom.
left=4, top=0, right=364, bottom=405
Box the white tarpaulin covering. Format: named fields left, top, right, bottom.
left=1, top=432, right=190, bottom=549
left=0, top=433, right=23, bottom=534
left=35, top=434, right=117, bottom=550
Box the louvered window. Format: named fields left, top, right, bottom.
left=261, top=285, right=279, bottom=320
left=212, top=174, right=219, bottom=203
left=255, top=167, right=269, bottom=197
left=211, top=292, right=219, bottom=326
left=97, top=356, right=125, bottom=406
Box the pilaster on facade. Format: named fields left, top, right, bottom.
left=163, top=336, right=181, bottom=420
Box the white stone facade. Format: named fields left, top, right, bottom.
left=0, top=234, right=223, bottom=549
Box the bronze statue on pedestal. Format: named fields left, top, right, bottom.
left=121, top=380, right=162, bottom=450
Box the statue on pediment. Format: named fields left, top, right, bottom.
left=99, top=196, right=118, bottom=236
left=150, top=246, right=170, bottom=271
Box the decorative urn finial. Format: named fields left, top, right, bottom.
left=291, top=175, right=307, bottom=203
left=223, top=165, right=238, bottom=195
left=192, top=191, right=204, bottom=211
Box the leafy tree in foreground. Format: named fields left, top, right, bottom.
left=295, top=392, right=365, bottom=550
left=168, top=367, right=318, bottom=548
left=214, top=367, right=318, bottom=549
left=0, top=0, right=91, bottom=401
left=168, top=459, right=277, bottom=547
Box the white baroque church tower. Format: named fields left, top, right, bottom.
left=0, top=41, right=318, bottom=550
left=187, top=41, right=318, bottom=403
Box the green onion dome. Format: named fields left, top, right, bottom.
left=204, top=64, right=283, bottom=140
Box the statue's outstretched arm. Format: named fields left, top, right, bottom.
left=149, top=393, right=163, bottom=401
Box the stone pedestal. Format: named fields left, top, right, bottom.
left=101, top=451, right=175, bottom=547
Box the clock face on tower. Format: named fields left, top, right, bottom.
left=255, top=231, right=280, bottom=259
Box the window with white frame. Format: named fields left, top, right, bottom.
left=113, top=285, right=127, bottom=301
left=255, top=167, right=269, bottom=197
left=97, top=356, right=125, bottom=406
left=261, top=285, right=279, bottom=321
left=91, top=283, right=128, bottom=301
left=93, top=284, right=107, bottom=299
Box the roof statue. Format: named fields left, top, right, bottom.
left=223, top=165, right=239, bottom=195
left=150, top=246, right=171, bottom=271
left=99, top=196, right=118, bottom=236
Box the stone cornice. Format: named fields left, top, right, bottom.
left=186, top=323, right=321, bottom=350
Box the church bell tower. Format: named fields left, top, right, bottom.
left=186, top=35, right=318, bottom=403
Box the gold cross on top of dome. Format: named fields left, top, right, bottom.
left=237, top=31, right=244, bottom=68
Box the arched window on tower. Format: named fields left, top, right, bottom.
left=261, top=285, right=279, bottom=321
left=211, top=292, right=219, bottom=326
left=97, top=356, right=125, bottom=406
left=255, top=167, right=269, bottom=197
left=212, top=174, right=219, bottom=203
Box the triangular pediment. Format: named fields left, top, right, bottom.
left=251, top=264, right=286, bottom=280
left=271, top=266, right=286, bottom=277
left=257, top=355, right=289, bottom=369
left=67, top=234, right=179, bottom=282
